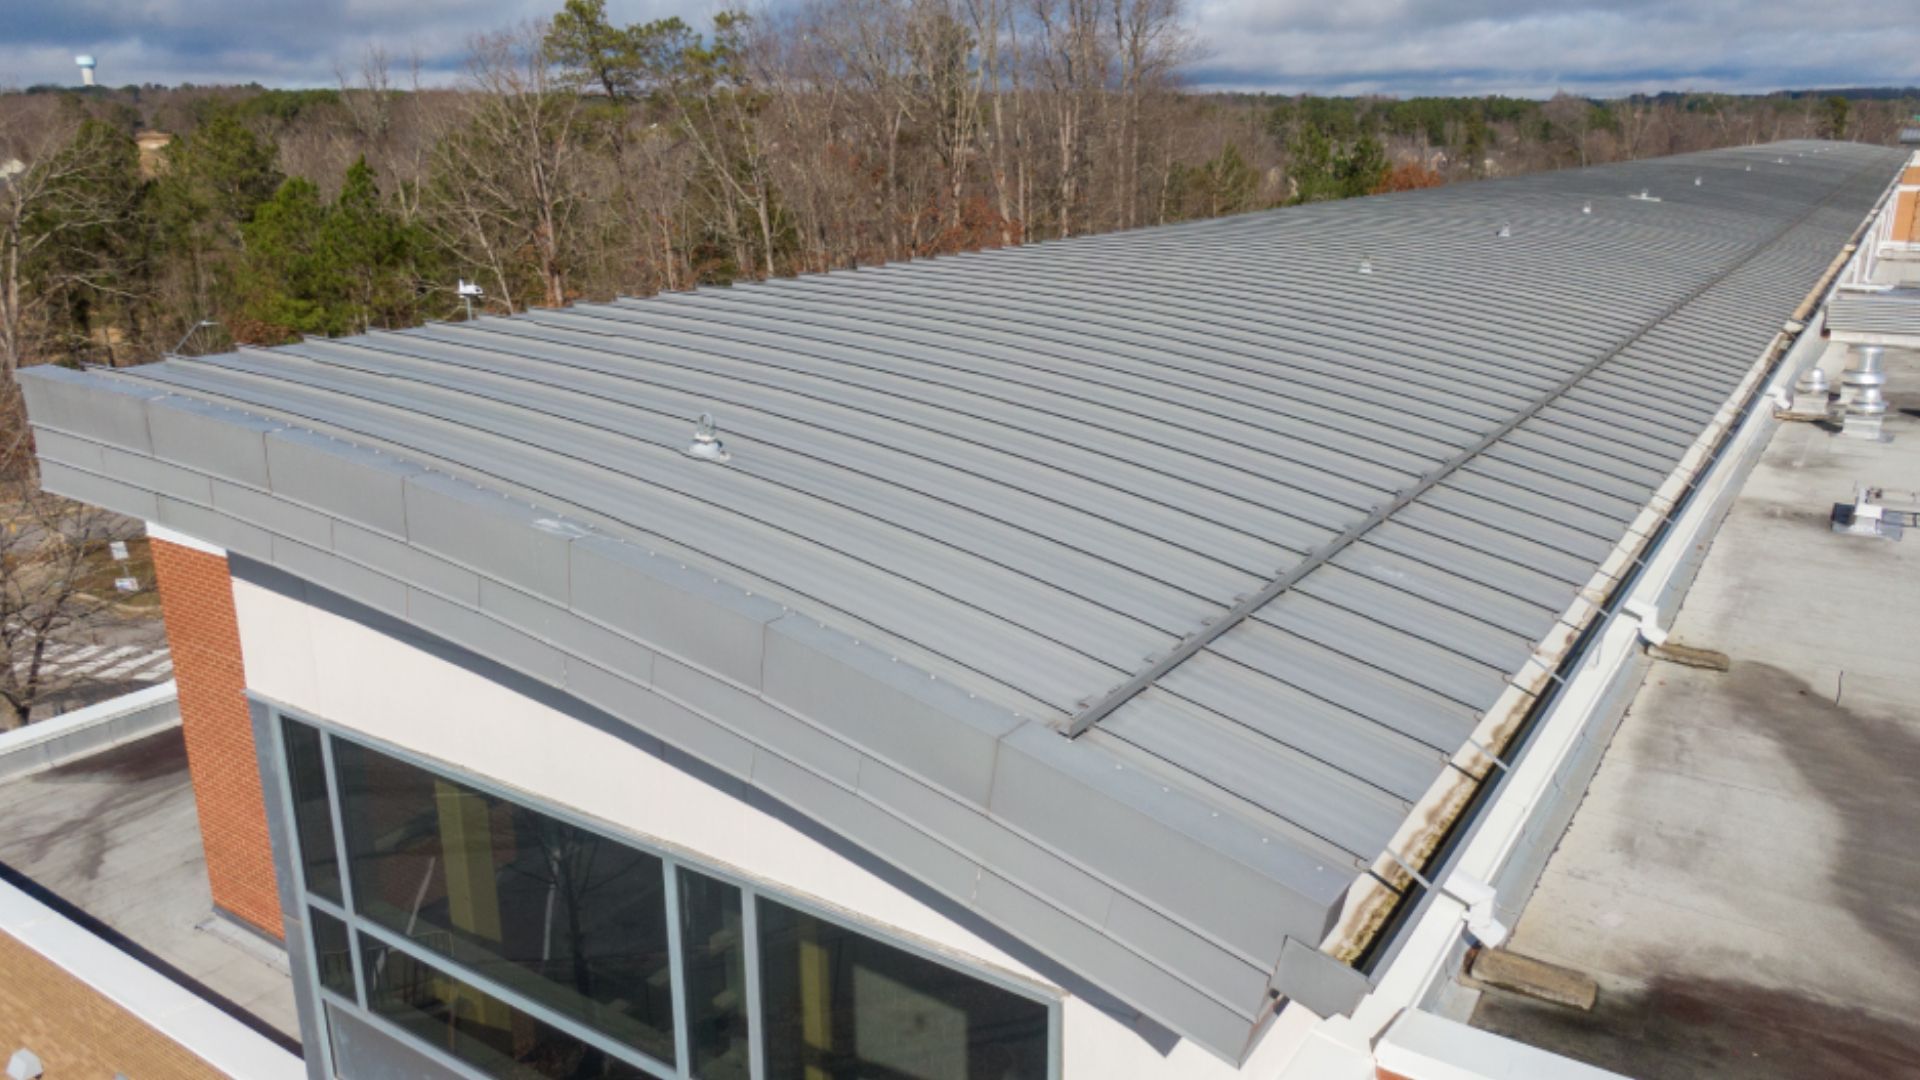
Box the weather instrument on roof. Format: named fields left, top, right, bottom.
left=457, top=279, right=484, bottom=321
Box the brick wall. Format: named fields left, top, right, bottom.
left=150, top=538, right=282, bottom=939
left=0, top=930, right=223, bottom=1079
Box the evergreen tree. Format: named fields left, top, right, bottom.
left=241, top=177, right=334, bottom=338
left=151, top=108, right=281, bottom=324
left=323, top=158, right=426, bottom=333
left=243, top=158, right=426, bottom=339
left=545, top=0, right=645, bottom=100
left=1337, top=134, right=1388, bottom=198
left=1200, top=144, right=1260, bottom=217
left=1462, top=113, right=1489, bottom=178
left=1822, top=96, right=1850, bottom=140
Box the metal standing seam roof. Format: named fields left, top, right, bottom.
left=19, top=139, right=1906, bottom=1063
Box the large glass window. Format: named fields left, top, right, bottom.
left=283, top=720, right=342, bottom=903
left=333, top=738, right=676, bottom=1064
left=282, top=717, right=1057, bottom=1080
left=361, top=937, right=653, bottom=1079
left=679, top=871, right=749, bottom=1080
left=756, top=898, right=1050, bottom=1080
left=311, top=907, right=356, bottom=999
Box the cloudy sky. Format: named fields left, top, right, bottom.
left=2, top=0, right=1916, bottom=98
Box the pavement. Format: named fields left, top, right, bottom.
left=18, top=615, right=171, bottom=721
left=0, top=726, right=302, bottom=1046
left=1470, top=339, right=1920, bottom=1078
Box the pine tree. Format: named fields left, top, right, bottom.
left=241, top=177, right=334, bottom=338
left=151, top=108, right=282, bottom=327
left=243, top=158, right=427, bottom=339
left=323, top=158, right=424, bottom=333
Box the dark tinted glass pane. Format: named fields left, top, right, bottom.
left=757, top=898, right=1050, bottom=1080
left=282, top=720, right=341, bottom=903
left=361, top=939, right=653, bottom=1079
left=679, top=870, right=748, bottom=1079
left=310, top=907, right=355, bottom=998
left=333, top=738, right=675, bottom=1062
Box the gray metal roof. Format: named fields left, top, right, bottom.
left=20, top=139, right=1905, bottom=1063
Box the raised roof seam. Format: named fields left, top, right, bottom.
left=1066, top=155, right=1886, bottom=737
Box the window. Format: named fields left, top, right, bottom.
left=311, top=907, right=356, bottom=999
left=678, top=871, right=748, bottom=1080
left=361, top=937, right=653, bottom=1079
left=283, top=720, right=342, bottom=903
left=757, top=898, right=1051, bottom=1080
left=276, top=715, right=1058, bottom=1080
left=333, top=738, right=676, bottom=1064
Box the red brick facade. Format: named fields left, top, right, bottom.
left=150, top=538, right=282, bottom=939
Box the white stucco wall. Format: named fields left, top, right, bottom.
left=231, top=576, right=1315, bottom=1079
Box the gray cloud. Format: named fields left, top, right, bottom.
left=1189, top=0, right=1920, bottom=95
left=1, top=0, right=1915, bottom=95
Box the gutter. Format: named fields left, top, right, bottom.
left=1321, top=151, right=1907, bottom=975
left=1285, top=154, right=1907, bottom=1074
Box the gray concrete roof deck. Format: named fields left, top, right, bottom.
left=18, top=140, right=1908, bottom=1063
left=0, top=728, right=301, bottom=1043
left=1469, top=340, right=1920, bottom=1078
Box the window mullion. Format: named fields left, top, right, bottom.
left=663, top=858, right=691, bottom=1078
left=317, top=730, right=367, bottom=1010
left=353, top=919, right=677, bottom=1078
left=266, top=712, right=337, bottom=1080
left=743, top=887, right=766, bottom=1080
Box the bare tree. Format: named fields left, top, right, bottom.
left=0, top=112, right=142, bottom=379
left=420, top=22, right=599, bottom=311
left=0, top=396, right=153, bottom=728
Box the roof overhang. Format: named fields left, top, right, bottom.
left=20, top=363, right=1364, bottom=1061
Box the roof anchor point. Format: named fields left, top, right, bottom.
left=687, top=412, right=731, bottom=463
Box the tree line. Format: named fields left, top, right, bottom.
left=3, top=0, right=1917, bottom=389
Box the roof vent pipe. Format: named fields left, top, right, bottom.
left=687, top=412, right=731, bottom=462
left=1694, top=176, right=1704, bottom=186
left=1841, top=345, right=1890, bottom=442
left=1582, top=200, right=1592, bottom=214
left=1358, top=255, right=1374, bottom=275
left=1496, top=222, right=1512, bottom=238
left=1795, top=364, right=1831, bottom=401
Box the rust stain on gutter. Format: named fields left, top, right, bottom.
left=1320, top=209, right=1887, bottom=969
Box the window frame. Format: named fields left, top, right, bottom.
left=261, top=696, right=1064, bottom=1080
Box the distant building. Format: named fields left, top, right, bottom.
left=135, top=130, right=173, bottom=179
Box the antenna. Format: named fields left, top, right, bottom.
left=74, top=55, right=96, bottom=87
left=169, top=319, right=218, bottom=358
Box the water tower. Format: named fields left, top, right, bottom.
left=75, top=55, right=96, bottom=87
